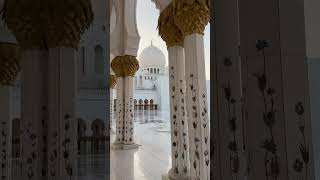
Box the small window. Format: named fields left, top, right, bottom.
left=81, top=47, right=85, bottom=74
left=140, top=76, right=143, bottom=86
left=94, top=45, right=104, bottom=75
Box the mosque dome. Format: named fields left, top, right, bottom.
left=138, top=42, right=166, bottom=67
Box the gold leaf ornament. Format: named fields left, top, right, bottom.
left=158, top=4, right=183, bottom=48
left=0, top=42, right=21, bottom=86
left=109, top=74, right=117, bottom=89
left=172, top=0, right=210, bottom=36
left=1, top=0, right=94, bottom=49
left=111, top=55, right=139, bottom=77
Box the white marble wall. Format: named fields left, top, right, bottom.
left=212, top=0, right=320, bottom=179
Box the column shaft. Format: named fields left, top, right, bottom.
left=20, top=50, right=48, bottom=180
left=110, top=89, right=113, bottom=121
left=184, top=34, right=210, bottom=180
left=0, top=87, right=12, bottom=180
left=168, top=46, right=189, bottom=179
left=114, top=77, right=124, bottom=145
left=47, top=48, right=77, bottom=180
left=211, top=0, right=246, bottom=178
left=123, top=76, right=135, bottom=145
left=110, top=88, right=115, bottom=134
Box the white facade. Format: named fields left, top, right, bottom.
left=131, top=43, right=169, bottom=112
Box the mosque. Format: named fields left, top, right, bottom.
left=2, top=0, right=319, bottom=180
left=132, top=42, right=169, bottom=112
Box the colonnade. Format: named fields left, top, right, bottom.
left=0, top=0, right=94, bottom=179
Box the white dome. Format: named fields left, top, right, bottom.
left=138, top=43, right=166, bottom=67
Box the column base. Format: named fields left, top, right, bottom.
left=162, top=174, right=190, bottom=180
left=111, top=142, right=123, bottom=150
left=111, top=143, right=140, bottom=150
left=110, top=128, right=115, bottom=135
left=162, top=169, right=190, bottom=180
left=122, top=143, right=139, bottom=150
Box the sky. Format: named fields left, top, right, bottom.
left=136, top=0, right=211, bottom=80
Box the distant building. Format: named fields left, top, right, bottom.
left=133, top=43, right=170, bottom=112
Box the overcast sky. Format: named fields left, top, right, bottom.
left=136, top=0, right=211, bottom=80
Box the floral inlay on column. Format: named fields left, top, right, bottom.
left=253, top=40, right=280, bottom=179
left=62, top=114, right=73, bottom=179
left=25, top=122, right=37, bottom=180
left=293, top=102, right=309, bottom=180
left=1, top=122, right=7, bottom=180
left=223, top=57, right=240, bottom=179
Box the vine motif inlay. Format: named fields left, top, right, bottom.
left=293, top=102, right=309, bottom=179
left=1, top=122, right=7, bottom=180
left=63, top=114, right=73, bottom=179
left=222, top=57, right=240, bottom=178
left=253, top=40, right=280, bottom=179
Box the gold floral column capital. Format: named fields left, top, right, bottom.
left=0, top=42, right=21, bottom=86
left=158, top=4, right=183, bottom=48
left=111, top=55, right=139, bottom=77
left=1, top=0, right=94, bottom=49
left=172, top=0, right=210, bottom=36
left=109, top=74, right=117, bottom=89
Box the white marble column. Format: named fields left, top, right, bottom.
left=111, top=55, right=139, bottom=150
left=122, top=76, right=138, bottom=149
left=167, top=46, right=189, bottom=179
left=110, top=87, right=115, bottom=134
left=113, top=77, right=124, bottom=149
left=211, top=0, right=246, bottom=179
left=47, top=48, right=77, bottom=180
left=183, top=34, right=210, bottom=180
left=0, top=87, right=12, bottom=180
left=20, top=50, right=48, bottom=180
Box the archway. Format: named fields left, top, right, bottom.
left=77, top=119, right=87, bottom=155
left=94, top=45, right=105, bottom=75
left=139, top=99, right=143, bottom=110
left=110, top=0, right=210, bottom=179
left=144, top=99, right=148, bottom=110
left=150, top=99, right=154, bottom=110
left=134, top=99, right=137, bottom=110
left=91, top=119, right=105, bottom=154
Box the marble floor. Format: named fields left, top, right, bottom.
left=110, top=111, right=172, bottom=180
left=10, top=111, right=172, bottom=180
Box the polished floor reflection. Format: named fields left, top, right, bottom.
left=9, top=111, right=171, bottom=180
left=110, top=110, right=172, bottom=180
